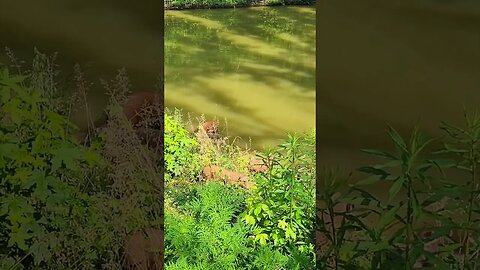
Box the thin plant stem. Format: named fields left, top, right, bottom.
left=463, top=136, right=478, bottom=268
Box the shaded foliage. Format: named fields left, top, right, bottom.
left=317, top=113, right=480, bottom=269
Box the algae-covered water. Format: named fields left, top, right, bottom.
left=165, top=6, right=316, bottom=149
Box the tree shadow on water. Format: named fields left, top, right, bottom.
left=165, top=6, right=316, bottom=92
left=164, top=6, right=316, bottom=147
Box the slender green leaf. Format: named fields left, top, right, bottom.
left=388, top=177, right=405, bottom=202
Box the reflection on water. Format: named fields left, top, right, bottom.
left=165, top=6, right=316, bottom=149
left=318, top=0, right=480, bottom=171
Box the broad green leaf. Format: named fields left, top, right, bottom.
left=11, top=168, right=32, bottom=187
left=255, top=233, right=269, bottom=245
left=31, top=130, right=51, bottom=155
left=51, top=142, right=81, bottom=171
left=368, top=241, right=390, bottom=252
left=0, top=143, right=20, bottom=158
left=278, top=219, right=288, bottom=230
left=0, top=85, right=12, bottom=103
left=82, top=149, right=103, bottom=166
left=254, top=205, right=262, bottom=216
left=244, top=214, right=255, bottom=225
left=33, top=171, right=50, bottom=202
left=285, top=227, right=296, bottom=240
left=8, top=229, right=30, bottom=251
left=30, top=240, right=52, bottom=266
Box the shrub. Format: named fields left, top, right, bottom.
left=0, top=67, right=104, bottom=268
left=241, top=132, right=316, bottom=267
left=0, top=51, right=164, bottom=269
left=165, top=182, right=250, bottom=269
left=164, top=113, right=200, bottom=181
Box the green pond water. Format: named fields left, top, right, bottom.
left=164, top=6, right=316, bottom=150
left=318, top=0, right=480, bottom=172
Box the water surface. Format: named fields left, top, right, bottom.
left=318, top=0, right=480, bottom=171
left=165, top=6, right=316, bottom=149
left=0, top=0, right=162, bottom=131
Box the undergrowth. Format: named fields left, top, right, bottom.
left=317, top=113, right=480, bottom=269
left=0, top=48, right=163, bottom=269
left=163, top=110, right=316, bottom=269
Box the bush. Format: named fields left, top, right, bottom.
left=164, top=113, right=201, bottom=182
left=164, top=179, right=316, bottom=270
left=241, top=132, right=316, bottom=267
left=0, top=67, right=104, bottom=268
left=1, top=50, right=164, bottom=269
left=165, top=182, right=250, bottom=269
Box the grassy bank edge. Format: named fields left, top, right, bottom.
left=165, top=0, right=315, bottom=10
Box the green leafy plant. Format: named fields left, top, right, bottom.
left=164, top=113, right=200, bottom=181
left=352, top=124, right=446, bottom=269
left=1, top=49, right=166, bottom=269
left=318, top=125, right=452, bottom=269
left=165, top=182, right=250, bottom=269
left=436, top=110, right=480, bottom=269
left=317, top=115, right=480, bottom=269
left=0, top=67, right=103, bottom=268
left=316, top=168, right=370, bottom=270
left=242, top=132, right=316, bottom=267
left=161, top=105, right=316, bottom=268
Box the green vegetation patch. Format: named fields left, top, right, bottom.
left=164, top=112, right=316, bottom=269
left=317, top=114, right=480, bottom=269
left=0, top=50, right=163, bottom=269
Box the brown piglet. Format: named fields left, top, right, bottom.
left=202, top=165, right=253, bottom=189
left=124, top=228, right=163, bottom=270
